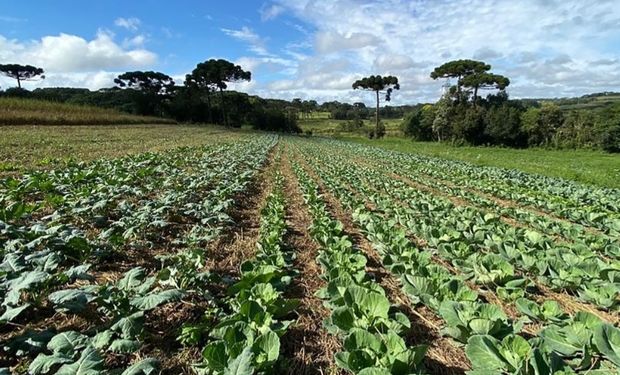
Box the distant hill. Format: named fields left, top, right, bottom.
left=535, top=92, right=620, bottom=111
left=0, top=97, right=177, bottom=126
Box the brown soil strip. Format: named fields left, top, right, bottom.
left=278, top=147, right=342, bottom=375
left=291, top=149, right=470, bottom=375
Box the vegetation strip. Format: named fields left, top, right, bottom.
left=292, top=159, right=429, bottom=374
left=290, top=137, right=620, bottom=374
left=0, top=136, right=277, bottom=373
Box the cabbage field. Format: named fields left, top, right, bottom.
left=1, top=134, right=619, bottom=375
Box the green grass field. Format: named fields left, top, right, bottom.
left=0, top=97, right=176, bottom=125
left=299, top=115, right=403, bottom=136
left=341, top=136, right=620, bottom=188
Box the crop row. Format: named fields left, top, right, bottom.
left=331, top=144, right=619, bottom=260
left=293, top=160, right=429, bottom=374
left=196, top=153, right=299, bottom=373
left=289, top=137, right=620, bottom=374
left=331, top=140, right=620, bottom=235
left=0, top=136, right=277, bottom=373
left=298, top=139, right=619, bottom=312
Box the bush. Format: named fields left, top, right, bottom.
left=402, top=107, right=434, bottom=141
left=597, top=121, right=620, bottom=152
left=337, top=118, right=365, bottom=132
left=250, top=108, right=302, bottom=133
left=484, top=104, right=526, bottom=147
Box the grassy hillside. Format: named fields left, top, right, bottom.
left=344, top=136, right=620, bottom=188
left=0, top=97, right=176, bottom=125
left=541, top=92, right=620, bottom=111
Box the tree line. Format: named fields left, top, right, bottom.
left=0, top=60, right=301, bottom=133
left=400, top=59, right=620, bottom=152
left=1, top=59, right=619, bottom=151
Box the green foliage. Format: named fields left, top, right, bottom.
left=402, top=105, right=434, bottom=141
left=249, top=107, right=301, bottom=133
left=483, top=103, right=526, bottom=146
left=0, top=63, right=45, bottom=88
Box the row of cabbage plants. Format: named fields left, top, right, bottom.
left=290, top=138, right=620, bottom=374
left=292, top=160, right=429, bottom=375
left=1, top=136, right=277, bottom=373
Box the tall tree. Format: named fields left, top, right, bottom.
left=352, top=75, right=400, bottom=138
left=114, top=71, right=175, bottom=115
left=460, top=72, right=510, bottom=107
left=430, top=59, right=490, bottom=100
left=0, top=64, right=45, bottom=88
left=114, top=71, right=175, bottom=96
left=433, top=94, right=451, bottom=142
left=184, top=59, right=251, bottom=126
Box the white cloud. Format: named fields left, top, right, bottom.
left=221, top=26, right=273, bottom=56
left=123, top=34, right=147, bottom=48
left=260, top=3, right=285, bottom=21
left=0, top=31, right=157, bottom=89
left=245, top=0, right=620, bottom=103
left=114, top=17, right=141, bottom=31
left=315, top=31, right=381, bottom=54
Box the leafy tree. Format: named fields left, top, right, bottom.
left=433, top=94, right=451, bottom=142
left=430, top=60, right=490, bottom=100
left=352, top=75, right=400, bottom=138
left=521, top=103, right=564, bottom=146
left=402, top=105, right=434, bottom=141
left=555, top=111, right=595, bottom=148
left=597, top=119, right=620, bottom=152
left=0, top=64, right=45, bottom=88
left=185, top=59, right=251, bottom=126
left=453, top=106, right=486, bottom=144
left=114, top=71, right=175, bottom=116
left=114, top=71, right=175, bottom=96
left=484, top=104, right=525, bottom=146
left=461, top=73, right=510, bottom=107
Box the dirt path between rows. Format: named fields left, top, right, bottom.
left=279, top=146, right=342, bottom=375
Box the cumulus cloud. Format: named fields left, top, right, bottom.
left=0, top=31, right=157, bottom=89
left=245, top=0, right=620, bottom=103
left=114, top=17, right=141, bottom=31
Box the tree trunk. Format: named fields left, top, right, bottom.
left=375, top=90, right=380, bottom=137
left=456, top=74, right=461, bottom=103
left=473, top=85, right=478, bottom=108
left=219, top=87, right=228, bottom=126
left=205, top=90, right=212, bottom=123
left=17, top=77, right=21, bottom=89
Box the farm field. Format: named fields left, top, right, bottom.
left=1, top=132, right=619, bottom=375
left=0, top=98, right=176, bottom=126
left=344, top=136, right=620, bottom=189
left=0, top=125, right=240, bottom=175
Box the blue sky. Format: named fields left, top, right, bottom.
left=1, top=0, right=619, bottom=104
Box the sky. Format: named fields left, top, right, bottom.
left=1, top=0, right=619, bottom=105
